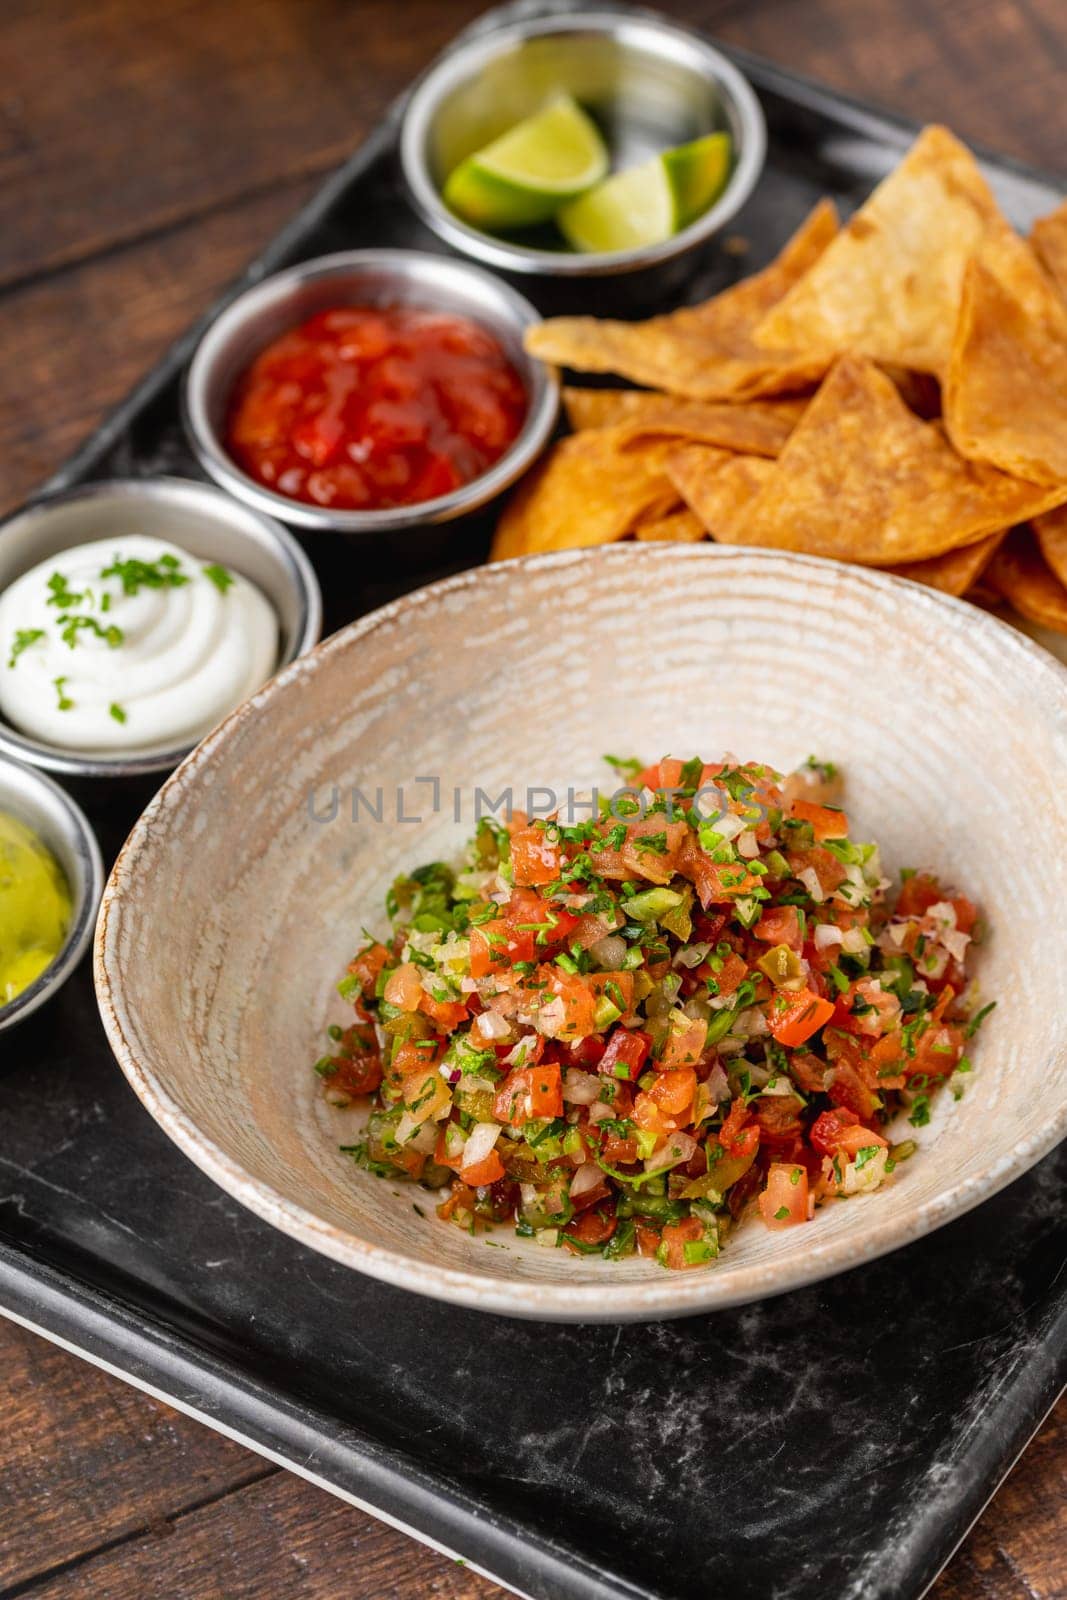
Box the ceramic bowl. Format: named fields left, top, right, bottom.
left=95, top=545, right=1067, bottom=1321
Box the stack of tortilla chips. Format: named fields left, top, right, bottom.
left=492, top=127, right=1067, bottom=633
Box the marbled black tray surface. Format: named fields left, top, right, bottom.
left=1, top=7, right=1064, bottom=1598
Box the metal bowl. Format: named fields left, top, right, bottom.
left=182, top=249, right=560, bottom=536
left=0, top=478, right=322, bottom=779
left=400, top=9, right=767, bottom=278
left=0, top=755, right=103, bottom=1033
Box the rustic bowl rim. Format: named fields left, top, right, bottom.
left=94, top=544, right=1067, bottom=1320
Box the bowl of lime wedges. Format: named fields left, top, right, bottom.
left=400, top=8, right=766, bottom=280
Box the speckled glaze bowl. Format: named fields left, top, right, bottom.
left=95, top=546, right=1067, bottom=1321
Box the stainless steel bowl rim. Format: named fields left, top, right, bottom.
left=0, top=754, right=104, bottom=1031
left=399, top=10, right=768, bottom=277
left=182, top=248, right=561, bottom=534
left=0, top=476, right=322, bottom=778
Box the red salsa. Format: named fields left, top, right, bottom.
left=225, top=306, right=528, bottom=511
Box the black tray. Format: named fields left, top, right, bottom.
left=2, top=7, right=1064, bottom=1599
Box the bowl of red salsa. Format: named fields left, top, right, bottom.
left=183, top=250, right=559, bottom=533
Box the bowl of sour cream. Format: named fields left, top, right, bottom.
left=0, top=478, right=322, bottom=777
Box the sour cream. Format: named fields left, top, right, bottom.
left=0, top=535, right=277, bottom=751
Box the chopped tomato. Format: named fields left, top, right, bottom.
left=810, top=1108, right=888, bottom=1158
left=588, top=971, right=636, bottom=1015
left=636, top=758, right=685, bottom=791
left=718, top=1098, right=759, bottom=1161
left=758, top=1162, right=811, bottom=1228
left=542, top=967, right=597, bottom=1040
left=769, top=988, right=834, bottom=1046
left=790, top=798, right=850, bottom=841
left=648, top=1066, right=697, bottom=1117
left=461, top=1150, right=506, bottom=1187
left=658, top=1013, right=708, bottom=1070
left=598, top=1027, right=652, bottom=1081
left=753, top=905, right=803, bottom=949
left=509, top=826, right=562, bottom=886
left=347, top=942, right=390, bottom=998
left=825, top=1056, right=881, bottom=1122
left=660, top=1216, right=707, bottom=1269
left=620, top=817, right=689, bottom=883
left=470, top=917, right=535, bottom=978
left=564, top=1208, right=617, bottom=1248
left=418, top=991, right=468, bottom=1030
left=329, top=1045, right=383, bottom=1097
left=528, top=1061, right=563, bottom=1119
left=786, top=844, right=848, bottom=896
left=493, top=1068, right=532, bottom=1128
left=383, top=962, right=423, bottom=1012
left=633, top=1091, right=677, bottom=1141
left=906, top=1021, right=965, bottom=1081
left=566, top=1035, right=607, bottom=1069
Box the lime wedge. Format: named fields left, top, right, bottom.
left=663, top=132, right=733, bottom=229
left=443, top=96, right=609, bottom=232
left=558, top=131, right=733, bottom=254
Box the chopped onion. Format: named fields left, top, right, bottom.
left=888, top=920, right=911, bottom=947
left=590, top=933, right=627, bottom=969
left=563, top=1068, right=601, bottom=1105
left=460, top=1121, right=501, bottom=1171
left=926, top=900, right=958, bottom=930
left=503, top=1032, right=539, bottom=1066
left=674, top=940, right=711, bottom=969
left=841, top=927, right=868, bottom=955
left=712, top=811, right=745, bottom=840
left=813, top=923, right=844, bottom=951
left=569, top=1163, right=604, bottom=1198
left=797, top=866, right=825, bottom=902
left=588, top=1100, right=615, bottom=1124
left=473, top=1010, right=512, bottom=1042
left=534, top=1228, right=559, bottom=1248
left=396, top=1108, right=442, bottom=1148
left=535, top=996, right=566, bottom=1036
left=942, top=928, right=971, bottom=963
left=643, top=1131, right=696, bottom=1175
left=737, top=829, right=759, bottom=859
left=519, top=1182, right=540, bottom=1210
left=706, top=1063, right=731, bottom=1103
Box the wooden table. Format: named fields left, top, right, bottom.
left=1, top=2, right=1064, bottom=1595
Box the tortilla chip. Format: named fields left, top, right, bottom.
left=1032, top=200, right=1067, bottom=302
left=671, top=356, right=1064, bottom=564
left=668, top=447, right=774, bottom=537
left=562, top=388, right=804, bottom=455
left=944, top=248, right=1067, bottom=486
left=490, top=429, right=687, bottom=561
left=1034, top=504, right=1067, bottom=588
left=524, top=200, right=839, bottom=401
left=885, top=531, right=1006, bottom=596
left=985, top=527, right=1067, bottom=632
left=753, top=126, right=1018, bottom=377
left=635, top=510, right=707, bottom=543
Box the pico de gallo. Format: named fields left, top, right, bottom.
left=315, top=755, right=993, bottom=1269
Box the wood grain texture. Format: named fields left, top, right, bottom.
left=0, top=0, right=1064, bottom=1595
